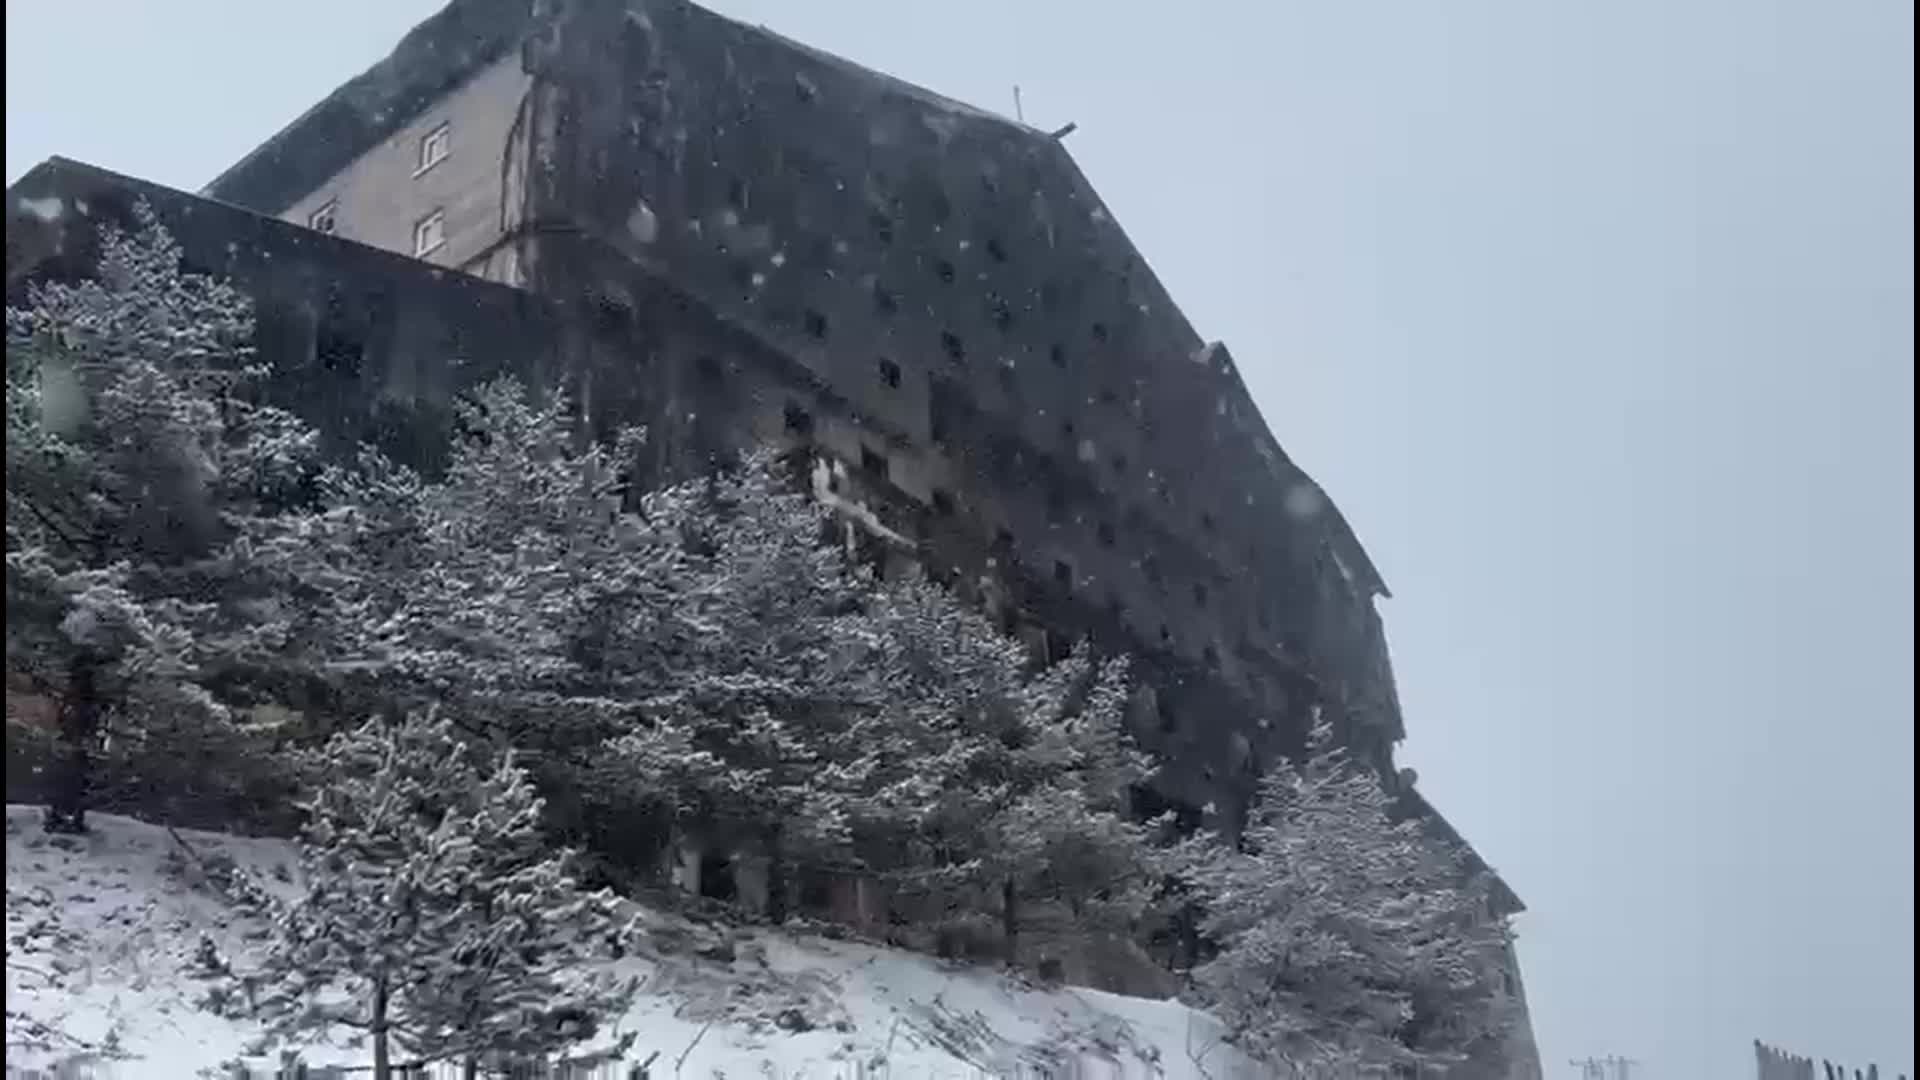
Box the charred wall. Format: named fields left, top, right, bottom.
left=11, top=158, right=1330, bottom=820
left=17, top=1, right=1434, bottom=833
left=518, top=0, right=1407, bottom=784
left=178, top=0, right=1422, bottom=814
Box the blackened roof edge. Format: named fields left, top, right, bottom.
left=201, top=0, right=536, bottom=212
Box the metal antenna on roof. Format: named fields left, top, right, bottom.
left=1013, top=85, right=1025, bottom=124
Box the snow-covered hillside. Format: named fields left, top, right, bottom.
left=4, top=806, right=1268, bottom=1079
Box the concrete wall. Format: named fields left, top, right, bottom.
left=278, top=53, right=532, bottom=282
left=9, top=159, right=568, bottom=473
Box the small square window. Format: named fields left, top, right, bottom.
left=783, top=401, right=814, bottom=436
left=930, top=489, right=955, bottom=515
left=418, top=123, right=451, bottom=174
left=413, top=209, right=447, bottom=257
left=1053, top=559, right=1073, bottom=588
left=1044, top=480, right=1067, bottom=522
left=308, top=200, right=338, bottom=235
left=860, top=446, right=889, bottom=480
left=877, top=357, right=902, bottom=389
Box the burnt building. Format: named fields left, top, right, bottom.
left=8, top=0, right=1535, bottom=1072
left=200, top=0, right=1416, bottom=823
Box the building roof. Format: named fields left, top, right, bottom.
left=201, top=0, right=534, bottom=213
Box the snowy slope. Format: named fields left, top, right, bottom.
left=4, top=806, right=1270, bottom=1079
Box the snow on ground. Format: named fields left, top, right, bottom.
left=5, top=806, right=1269, bottom=1079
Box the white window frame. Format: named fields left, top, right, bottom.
left=413, top=208, right=447, bottom=257
left=308, top=200, right=338, bottom=235
left=416, top=122, right=451, bottom=176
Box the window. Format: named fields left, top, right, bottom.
left=930, top=488, right=955, bottom=515
left=860, top=446, right=889, bottom=481
left=308, top=200, right=338, bottom=235
left=1045, top=482, right=1067, bottom=523
left=877, top=357, right=902, bottom=389
left=316, top=326, right=363, bottom=377
left=417, top=123, right=451, bottom=174
left=413, top=209, right=447, bottom=257
left=1053, top=559, right=1073, bottom=588
left=783, top=401, right=814, bottom=436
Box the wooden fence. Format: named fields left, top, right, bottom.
left=1755, top=1039, right=1906, bottom=1080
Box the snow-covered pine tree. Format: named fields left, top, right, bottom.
left=838, top=570, right=1031, bottom=888
left=233, top=379, right=680, bottom=817
left=5, top=203, right=320, bottom=833
left=603, top=452, right=894, bottom=919
left=1174, top=717, right=1515, bottom=1072
left=963, top=650, right=1161, bottom=964
left=244, top=377, right=1160, bottom=933
left=846, top=571, right=1162, bottom=963
left=989, top=654, right=1163, bottom=951
left=249, top=710, right=634, bottom=1080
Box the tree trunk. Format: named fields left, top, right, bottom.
left=371, top=976, right=391, bottom=1080
left=1001, top=876, right=1019, bottom=967
left=765, top=823, right=788, bottom=925
left=1176, top=901, right=1200, bottom=972
left=45, top=653, right=103, bottom=835
left=461, top=1056, right=479, bottom=1080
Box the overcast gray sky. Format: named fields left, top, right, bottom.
left=7, top=1, right=1913, bottom=1075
